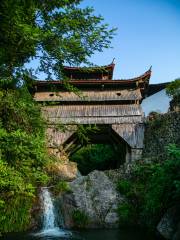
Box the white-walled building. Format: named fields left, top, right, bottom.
left=141, top=84, right=171, bottom=116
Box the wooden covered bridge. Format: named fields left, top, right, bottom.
left=32, top=63, right=152, bottom=164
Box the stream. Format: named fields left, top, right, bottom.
left=0, top=188, right=159, bottom=240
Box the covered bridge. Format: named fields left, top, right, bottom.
left=32, top=63, right=152, bottom=164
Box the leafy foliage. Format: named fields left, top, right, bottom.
left=0, top=88, right=45, bottom=133
left=166, top=78, right=180, bottom=97
left=0, top=0, right=116, bottom=233
left=117, top=202, right=137, bottom=226
left=116, top=179, right=131, bottom=195
left=72, top=209, right=89, bottom=228
left=53, top=181, right=71, bottom=195
left=70, top=144, right=118, bottom=175
left=117, top=144, right=180, bottom=229
left=0, top=88, right=49, bottom=232
left=166, top=79, right=180, bottom=109
left=0, top=0, right=116, bottom=82
left=76, top=124, right=99, bottom=145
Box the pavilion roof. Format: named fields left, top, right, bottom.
left=62, top=63, right=115, bottom=80
left=32, top=67, right=152, bottom=98
left=32, top=68, right=151, bottom=87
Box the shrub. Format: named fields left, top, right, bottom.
left=72, top=209, right=89, bottom=228
left=117, top=202, right=137, bottom=226
left=0, top=88, right=50, bottom=232
left=116, top=144, right=180, bottom=230
left=116, top=179, right=131, bottom=195
left=53, top=181, right=71, bottom=195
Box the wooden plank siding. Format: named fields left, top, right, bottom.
left=34, top=89, right=142, bottom=102
left=45, top=116, right=143, bottom=125
left=42, top=104, right=144, bottom=124
left=42, top=104, right=143, bottom=118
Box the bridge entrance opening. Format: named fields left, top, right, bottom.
left=69, top=143, right=124, bottom=176
left=64, top=125, right=129, bottom=175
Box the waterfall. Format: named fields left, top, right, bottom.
left=41, top=188, right=56, bottom=230
left=34, top=187, right=70, bottom=238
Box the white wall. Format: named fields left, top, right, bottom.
left=141, top=89, right=171, bottom=116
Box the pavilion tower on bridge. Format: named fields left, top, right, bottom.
left=32, top=63, right=152, bottom=165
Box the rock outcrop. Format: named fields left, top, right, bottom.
left=59, top=170, right=124, bottom=228
left=157, top=205, right=180, bottom=240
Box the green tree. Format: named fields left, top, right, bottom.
left=0, top=0, right=116, bottom=232
left=166, top=78, right=180, bottom=109
left=166, top=78, right=180, bottom=97
left=0, top=0, right=116, bottom=85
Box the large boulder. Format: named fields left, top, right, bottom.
left=60, top=170, right=124, bottom=228
left=157, top=205, right=180, bottom=240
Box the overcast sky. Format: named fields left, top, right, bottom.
left=81, top=0, right=180, bottom=83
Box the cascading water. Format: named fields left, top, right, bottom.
left=34, top=187, right=70, bottom=238
left=41, top=188, right=56, bottom=230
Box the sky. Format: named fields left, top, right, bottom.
left=29, top=0, right=180, bottom=84
left=80, top=0, right=180, bottom=83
